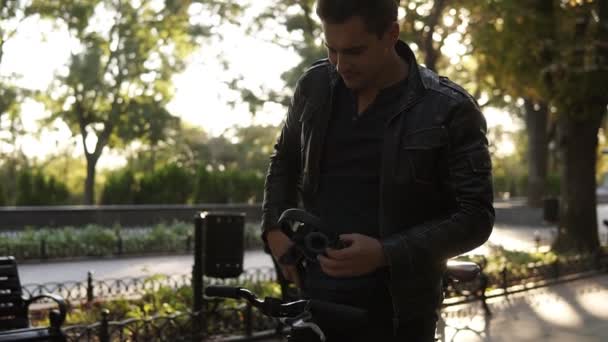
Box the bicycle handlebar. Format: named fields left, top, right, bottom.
left=205, top=285, right=247, bottom=300
left=205, top=286, right=368, bottom=329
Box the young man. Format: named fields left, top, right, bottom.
left=261, top=0, right=494, bottom=340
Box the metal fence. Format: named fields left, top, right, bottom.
left=22, top=267, right=277, bottom=304
left=18, top=250, right=606, bottom=341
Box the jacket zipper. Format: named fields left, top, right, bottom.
left=380, top=94, right=426, bottom=335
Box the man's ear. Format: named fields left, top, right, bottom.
left=388, top=21, right=400, bottom=43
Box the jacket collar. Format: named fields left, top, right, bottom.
left=326, top=40, right=427, bottom=106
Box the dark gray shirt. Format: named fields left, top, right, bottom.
left=304, top=75, right=408, bottom=312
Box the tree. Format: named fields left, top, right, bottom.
left=0, top=0, right=34, bottom=204
left=464, top=1, right=557, bottom=207
left=552, top=0, right=608, bottom=252
left=29, top=0, right=212, bottom=204
left=468, top=0, right=607, bottom=252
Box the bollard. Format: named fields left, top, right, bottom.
left=478, top=272, right=492, bottom=316
left=245, top=301, right=253, bottom=336
left=40, top=238, right=47, bottom=259
left=87, top=271, right=94, bottom=303
left=99, top=309, right=110, bottom=342
left=501, top=266, right=508, bottom=294
left=116, top=232, right=123, bottom=256
left=192, top=213, right=207, bottom=341
left=552, top=259, right=560, bottom=279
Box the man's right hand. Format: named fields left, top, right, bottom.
left=266, top=229, right=302, bottom=288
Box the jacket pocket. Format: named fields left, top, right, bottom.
left=398, top=127, right=449, bottom=185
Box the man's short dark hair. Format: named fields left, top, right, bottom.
left=316, top=0, right=398, bottom=38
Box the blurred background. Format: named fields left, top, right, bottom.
left=1, top=0, right=607, bottom=251
left=1, top=1, right=607, bottom=341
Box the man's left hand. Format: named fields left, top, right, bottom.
left=318, top=233, right=388, bottom=277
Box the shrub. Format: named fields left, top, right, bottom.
left=100, top=169, right=137, bottom=204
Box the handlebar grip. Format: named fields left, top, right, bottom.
left=278, top=209, right=323, bottom=230
left=205, top=286, right=242, bottom=299
left=309, top=300, right=368, bottom=328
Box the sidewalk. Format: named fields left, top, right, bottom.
left=440, top=275, right=608, bottom=341
left=17, top=250, right=273, bottom=284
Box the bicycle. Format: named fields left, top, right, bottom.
left=205, top=285, right=367, bottom=341
left=205, top=260, right=480, bottom=342
left=206, top=209, right=482, bottom=341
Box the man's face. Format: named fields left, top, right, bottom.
left=322, top=16, right=395, bottom=91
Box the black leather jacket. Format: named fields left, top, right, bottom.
left=261, top=41, right=494, bottom=324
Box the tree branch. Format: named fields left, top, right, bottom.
left=423, top=0, right=446, bottom=71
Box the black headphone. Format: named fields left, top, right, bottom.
left=277, top=209, right=346, bottom=265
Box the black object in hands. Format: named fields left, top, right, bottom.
left=277, top=209, right=346, bottom=265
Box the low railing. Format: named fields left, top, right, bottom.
left=23, top=267, right=277, bottom=303
left=20, top=250, right=607, bottom=341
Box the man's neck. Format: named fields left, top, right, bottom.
left=358, top=51, right=409, bottom=100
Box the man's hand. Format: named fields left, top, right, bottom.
left=266, top=229, right=302, bottom=288
left=318, top=233, right=387, bottom=277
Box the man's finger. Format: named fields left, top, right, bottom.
left=283, top=265, right=301, bottom=288
left=318, top=254, right=345, bottom=269
left=326, top=243, right=358, bottom=260
left=339, top=233, right=359, bottom=244
left=318, top=255, right=352, bottom=277
left=280, top=265, right=295, bottom=282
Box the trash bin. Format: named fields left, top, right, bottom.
left=543, top=197, right=559, bottom=223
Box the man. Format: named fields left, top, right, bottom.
left=261, top=0, right=494, bottom=340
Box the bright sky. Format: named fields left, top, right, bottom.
left=0, top=2, right=517, bottom=169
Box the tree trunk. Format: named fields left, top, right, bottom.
left=524, top=99, right=548, bottom=207
left=553, top=114, right=601, bottom=253
left=84, top=154, right=99, bottom=205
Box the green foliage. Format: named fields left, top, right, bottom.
left=57, top=277, right=279, bottom=328
left=0, top=221, right=264, bottom=260
left=456, top=244, right=560, bottom=284
left=135, top=164, right=193, bottom=204
left=28, top=0, right=209, bottom=204
left=79, top=225, right=118, bottom=256
left=192, top=167, right=264, bottom=204
left=192, top=167, right=229, bottom=203
left=100, top=168, right=137, bottom=204
left=100, top=162, right=266, bottom=205
left=245, top=0, right=324, bottom=109
left=492, top=171, right=560, bottom=199
left=15, top=169, right=70, bottom=206
left=125, top=222, right=191, bottom=253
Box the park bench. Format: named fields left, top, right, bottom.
left=0, top=256, right=67, bottom=342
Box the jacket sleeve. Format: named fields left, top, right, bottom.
left=260, top=83, right=304, bottom=252
left=381, top=98, right=495, bottom=274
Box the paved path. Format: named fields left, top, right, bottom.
left=439, top=275, right=608, bottom=341
left=18, top=250, right=273, bottom=284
